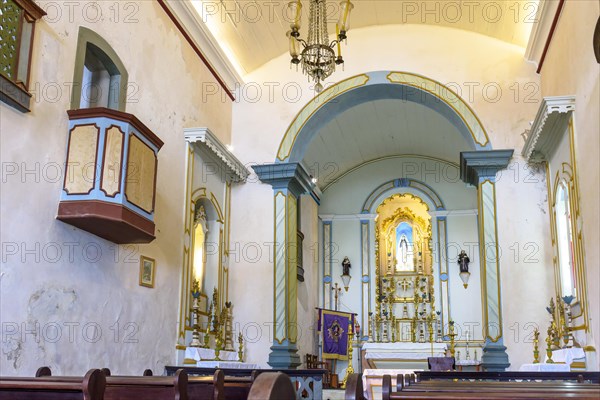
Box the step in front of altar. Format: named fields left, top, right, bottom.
left=362, top=342, right=447, bottom=369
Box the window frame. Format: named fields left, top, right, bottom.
left=554, top=179, right=577, bottom=299
left=0, top=0, right=45, bottom=112
left=71, top=27, right=128, bottom=111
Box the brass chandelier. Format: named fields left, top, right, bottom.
left=287, top=0, right=354, bottom=92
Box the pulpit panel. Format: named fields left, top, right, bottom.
left=125, top=134, right=157, bottom=213
left=100, top=125, right=124, bottom=197
left=64, top=124, right=99, bottom=195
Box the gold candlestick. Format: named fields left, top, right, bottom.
left=448, top=320, right=457, bottom=357
left=545, top=334, right=554, bottom=363
left=237, top=333, right=244, bottom=362
left=189, top=280, right=203, bottom=348
left=367, top=312, right=373, bottom=342
left=533, top=328, right=540, bottom=363
left=341, top=322, right=354, bottom=389
left=214, top=327, right=223, bottom=361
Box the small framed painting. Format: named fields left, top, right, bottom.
left=139, top=256, right=156, bottom=288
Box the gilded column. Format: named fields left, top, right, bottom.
left=253, top=162, right=314, bottom=369
left=460, top=150, right=513, bottom=372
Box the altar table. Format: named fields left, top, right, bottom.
left=196, top=361, right=258, bottom=369
left=519, top=363, right=571, bottom=372
left=547, top=348, right=586, bottom=365
left=362, top=342, right=447, bottom=369
left=185, top=347, right=239, bottom=362
left=456, top=359, right=482, bottom=372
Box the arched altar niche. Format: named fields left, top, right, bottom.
left=374, top=193, right=438, bottom=342
left=376, top=194, right=432, bottom=277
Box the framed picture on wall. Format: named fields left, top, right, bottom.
left=139, top=256, right=156, bottom=288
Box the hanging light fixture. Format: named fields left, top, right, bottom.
left=287, top=0, right=354, bottom=93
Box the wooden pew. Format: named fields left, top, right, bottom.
left=247, top=372, right=296, bottom=400
left=0, top=368, right=105, bottom=400
left=415, top=371, right=600, bottom=383
left=165, top=366, right=259, bottom=399
left=25, top=367, right=223, bottom=400
left=344, top=373, right=367, bottom=400
left=382, top=374, right=600, bottom=400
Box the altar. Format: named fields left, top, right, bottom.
left=362, top=342, right=447, bottom=369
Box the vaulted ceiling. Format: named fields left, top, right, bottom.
left=303, top=98, right=472, bottom=189
left=191, top=0, right=538, bottom=75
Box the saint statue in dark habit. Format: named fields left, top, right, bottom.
left=342, top=257, right=351, bottom=276
left=458, top=250, right=470, bottom=273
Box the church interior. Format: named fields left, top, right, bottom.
left=1, top=0, right=599, bottom=399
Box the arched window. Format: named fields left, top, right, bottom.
left=71, top=27, right=128, bottom=111
left=192, top=204, right=208, bottom=292
left=555, top=181, right=576, bottom=298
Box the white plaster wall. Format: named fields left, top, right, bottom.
left=0, top=1, right=232, bottom=375
left=539, top=0, right=600, bottom=369
left=446, top=215, right=484, bottom=341
left=230, top=24, right=553, bottom=370
left=297, top=196, right=321, bottom=364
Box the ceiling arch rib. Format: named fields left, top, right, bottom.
left=191, top=0, right=538, bottom=75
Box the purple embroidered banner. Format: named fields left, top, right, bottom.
left=318, top=309, right=354, bottom=360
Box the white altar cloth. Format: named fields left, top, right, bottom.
left=185, top=347, right=238, bottom=362
left=196, top=361, right=258, bottom=369
left=362, top=342, right=447, bottom=360
left=546, top=348, right=585, bottom=365
left=519, top=363, right=570, bottom=372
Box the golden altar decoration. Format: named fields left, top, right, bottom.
left=369, top=194, right=443, bottom=344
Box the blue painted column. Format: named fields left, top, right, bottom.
left=253, top=162, right=314, bottom=369
left=460, top=150, right=513, bottom=372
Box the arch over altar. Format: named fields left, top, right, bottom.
left=254, top=70, right=514, bottom=371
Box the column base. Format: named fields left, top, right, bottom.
left=481, top=340, right=510, bottom=372
left=267, top=342, right=302, bottom=369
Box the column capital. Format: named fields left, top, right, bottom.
left=460, top=150, right=514, bottom=186
left=252, top=162, right=315, bottom=197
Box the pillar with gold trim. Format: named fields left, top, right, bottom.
left=460, top=150, right=513, bottom=372
left=253, top=162, right=314, bottom=369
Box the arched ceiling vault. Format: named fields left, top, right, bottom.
left=192, top=0, right=538, bottom=75
left=303, top=98, right=472, bottom=188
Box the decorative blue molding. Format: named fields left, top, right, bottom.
left=252, top=162, right=315, bottom=197
left=362, top=178, right=445, bottom=212
left=267, top=342, right=301, bottom=369
left=440, top=273, right=449, bottom=282
left=323, top=275, right=332, bottom=284
left=460, top=150, right=514, bottom=186
left=361, top=275, right=370, bottom=283
left=481, top=339, right=511, bottom=372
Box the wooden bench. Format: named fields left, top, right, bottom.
left=247, top=372, right=296, bottom=400
left=0, top=368, right=105, bottom=400
left=17, top=367, right=223, bottom=400
left=165, top=365, right=326, bottom=399
left=344, top=373, right=600, bottom=400
left=415, top=371, right=600, bottom=383
left=165, top=366, right=257, bottom=399
left=383, top=373, right=600, bottom=400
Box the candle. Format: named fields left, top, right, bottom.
left=294, top=0, right=301, bottom=27
left=336, top=24, right=342, bottom=56
left=342, top=0, right=351, bottom=30
left=466, top=330, right=470, bottom=342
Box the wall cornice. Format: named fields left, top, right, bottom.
left=162, top=0, right=243, bottom=90
left=184, top=127, right=249, bottom=182
left=522, top=96, right=576, bottom=162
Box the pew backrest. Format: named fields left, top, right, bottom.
left=344, top=373, right=366, bottom=400
left=247, top=372, right=296, bottom=400
left=0, top=368, right=106, bottom=400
